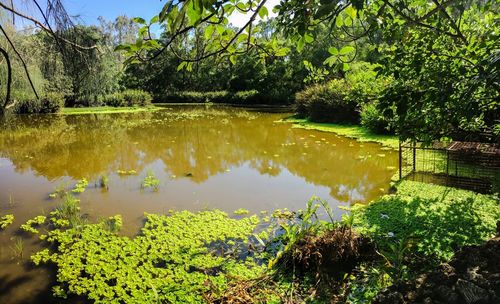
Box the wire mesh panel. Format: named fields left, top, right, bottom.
left=399, top=141, right=499, bottom=194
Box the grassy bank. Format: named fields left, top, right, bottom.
left=60, top=106, right=161, bottom=115
left=283, top=117, right=399, bottom=149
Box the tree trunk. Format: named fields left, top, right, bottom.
left=0, top=46, right=12, bottom=115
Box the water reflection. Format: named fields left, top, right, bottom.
left=0, top=107, right=396, bottom=204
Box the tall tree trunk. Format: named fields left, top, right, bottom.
left=0, top=46, right=12, bottom=115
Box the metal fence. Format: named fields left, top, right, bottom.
left=399, top=141, right=500, bottom=194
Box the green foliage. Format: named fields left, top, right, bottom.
left=13, top=92, right=65, bottom=114
left=141, top=171, right=160, bottom=191
left=49, top=194, right=82, bottom=228
left=39, top=92, right=65, bottom=113
left=346, top=266, right=390, bottom=304
left=162, top=90, right=262, bottom=104
left=98, top=175, right=109, bottom=189
left=295, top=79, right=359, bottom=123
left=32, top=210, right=263, bottom=303
left=122, top=89, right=153, bottom=106
left=99, top=92, right=125, bottom=107
left=360, top=102, right=393, bottom=134
left=20, top=215, right=47, bottom=234
left=353, top=181, right=500, bottom=261
left=99, top=90, right=152, bottom=107
left=0, top=214, right=14, bottom=229
left=71, top=178, right=88, bottom=193
left=234, top=208, right=250, bottom=215
left=303, top=60, right=330, bottom=85
left=13, top=98, right=41, bottom=114
left=101, top=215, right=122, bottom=233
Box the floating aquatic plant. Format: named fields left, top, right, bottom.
left=117, top=169, right=137, bottom=175
left=101, top=215, right=122, bottom=233
left=71, top=178, right=88, bottom=193
left=49, top=182, right=68, bottom=199
left=20, top=215, right=47, bottom=234
left=234, top=208, right=250, bottom=215
left=141, top=170, right=160, bottom=191
left=0, top=214, right=14, bottom=229
left=32, top=210, right=264, bottom=303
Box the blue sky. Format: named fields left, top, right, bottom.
left=63, top=0, right=165, bottom=25
left=62, top=0, right=280, bottom=27
left=9, top=0, right=279, bottom=33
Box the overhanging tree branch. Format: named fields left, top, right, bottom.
left=0, top=24, right=40, bottom=99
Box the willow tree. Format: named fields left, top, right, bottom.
left=0, top=0, right=96, bottom=114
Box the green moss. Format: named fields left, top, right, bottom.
left=32, top=210, right=264, bottom=303
left=353, top=181, right=500, bottom=260
left=0, top=214, right=14, bottom=229
left=60, top=106, right=161, bottom=115
left=283, top=117, right=399, bottom=149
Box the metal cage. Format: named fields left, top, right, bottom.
left=399, top=141, right=500, bottom=194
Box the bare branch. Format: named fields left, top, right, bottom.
left=0, top=1, right=97, bottom=50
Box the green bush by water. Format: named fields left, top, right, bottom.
left=160, top=90, right=261, bottom=104
left=295, top=79, right=359, bottom=123
left=99, top=89, right=152, bottom=107
left=13, top=92, right=65, bottom=114
left=360, top=102, right=393, bottom=134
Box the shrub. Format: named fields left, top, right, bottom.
left=39, top=92, right=65, bottom=113
left=295, top=79, right=359, bottom=123
left=14, top=98, right=41, bottom=114
left=360, top=102, right=393, bottom=134
left=160, top=90, right=261, bottom=104
left=229, top=90, right=260, bottom=104
left=100, top=93, right=125, bottom=107
left=122, top=89, right=152, bottom=106
left=13, top=92, right=64, bottom=114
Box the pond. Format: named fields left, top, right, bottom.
left=0, top=106, right=397, bottom=303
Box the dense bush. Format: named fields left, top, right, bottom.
left=99, top=90, right=152, bottom=107
left=99, top=93, right=125, bottom=107
left=360, top=102, right=393, bottom=134
left=13, top=92, right=64, bottom=114
left=160, top=90, right=261, bottom=104
left=229, top=90, right=260, bottom=104
left=295, top=63, right=394, bottom=127
left=39, top=92, right=65, bottom=113
left=295, top=79, right=359, bottom=123
left=122, top=89, right=152, bottom=106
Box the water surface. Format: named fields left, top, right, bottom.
left=0, top=106, right=397, bottom=303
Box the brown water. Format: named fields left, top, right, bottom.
left=0, top=106, right=397, bottom=303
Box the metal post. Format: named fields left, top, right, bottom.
left=399, top=141, right=402, bottom=180
left=412, top=142, right=416, bottom=173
